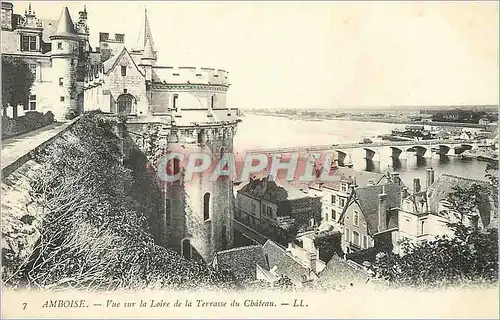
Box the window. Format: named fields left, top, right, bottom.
left=28, top=95, right=36, bottom=110
left=353, top=211, right=359, bottom=226
left=203, top=192, right=210, bottom=221
left=21, top=35, right=37, bottom=51
left=339, top=198, right=346, bottom=207
left=331, top=209, right=336, bottom=221
left=250, top=202, right=256, bottom=214
left=331, top=194, right=336, bottom=204
left=60, top=96, right=65, bottom=102
left=420, top=220, right=425, bottom=235
left=121, top=66, right=127, bottom=76
left=341, top=183, right=348, bottom=192
left=117, top=94, right=133, bottom=115
left=182, top=239, right=191, bottom=260
left=325, top=213, right=329, bottom=221
left=345, top=228, right=350, bottom=242
left=123, top=89, right=127, bottom=93
left=352, top=231, right=360, bottom=246
left=115, top=34, right=124, bottom=42
left=267, top=206, right=272, bottom=217
left=172, top=94, right=178, bottom=112
left=59, top=77, right=63, bottom=86
left=57, top=42, right=62, bottom=50
left=210, top=95, right=216, bottom=109
left=362, top=235, right=368, bottom=249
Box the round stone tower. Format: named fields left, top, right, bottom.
left=50, top=7, right=79, bottom=121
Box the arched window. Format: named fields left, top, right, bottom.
left=182, top=239, right=191, bottom=260
left=117, top=94, right=133, bottom=115
left=203, top=192, right=211, bottom=221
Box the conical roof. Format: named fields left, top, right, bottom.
left=142, top=37, right=155, bottom=60
left=54, top=7, right=76, bottom=37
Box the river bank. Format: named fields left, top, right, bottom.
left=244, top=112, right=498, bottom=130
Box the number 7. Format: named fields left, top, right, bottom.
left=22, top=303, right=27, bottom=310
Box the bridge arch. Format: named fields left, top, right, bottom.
left=390, top=146, right=403, bottom=158
left=363, top=148, right=376, bottom=160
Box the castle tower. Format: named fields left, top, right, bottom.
left=50, top=7, right=79, bottom=120
left=161, top=118, right=237, bottom=263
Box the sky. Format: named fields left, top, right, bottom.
left=11, top=1, right=499, bottom=110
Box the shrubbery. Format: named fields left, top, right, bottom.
left=4, top=113, right=237, bottom=291
left=373, top=224, right=498, bottom=288
left=2, top=111, right=54, bottom=139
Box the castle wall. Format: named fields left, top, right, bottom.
left=151, top=88, right=228, bottom=114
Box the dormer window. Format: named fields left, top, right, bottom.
left=21, top=35, right=37, bottom=51
left=57, top=42, right=62, bottom=50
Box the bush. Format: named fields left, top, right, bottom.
left=2, top=111, right=55, bottom=139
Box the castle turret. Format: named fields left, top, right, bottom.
left=139, top=37, right=156, bottom=81
left=50, top=7, right=79, bottom=120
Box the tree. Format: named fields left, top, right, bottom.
left=444, top=183, right=489, bottom=225
left=373, top=226, right=498, bottom=288
left=373, top=181, right=498, bottom=288
left=313, top=231, right=343, bottom=263
left=485, top=161, right=498, bottom=210
left=2, top=56, right=35, bottom=114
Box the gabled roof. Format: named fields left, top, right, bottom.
left=102, top=47, right=144, bottom=76
left=341, top=183, right=402, bottom=235
left=314, top=255, right=372, bottom=290
left=53, top=7, right=76, bottom=37
left=213, top=245, right=268, bottom=282
left=262, top=240, right=314, bottom=285
left=427, top=173, right=493, bottom=226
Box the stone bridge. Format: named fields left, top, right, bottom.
left=245, top=139, right=479, bottom=167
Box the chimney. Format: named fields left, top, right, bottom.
left=413, top=178, right=421, bottom=193
left=391, top=172, right=400, bottom=184
left=378, top=186, right=387, bottom=232
left=426, top=167, right=435, bottom=190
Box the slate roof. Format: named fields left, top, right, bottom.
left=213, top=245, right=268, bottom=282
left=53, top=7, right=76, bottom=37
left=344, top=183, right=403, bottom=235
left=262, top=240, right=314, bottom=286
left=314, top=255, right=372, bottom=290
left=427, top=173, right=493, bottom=226
left=40, top=19, right=58, bottom=43
left=102, top=46, right=126, bottom=73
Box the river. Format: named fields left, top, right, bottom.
left=233, top=114, right=492, bottom=184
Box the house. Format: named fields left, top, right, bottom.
left=427, top=173, right=495, bottom=229
left=212, top=245, right=269, bottom=283
left=340, top=183, right=403, bottom=255
left=307, top=167, right=388, bottom=232
left=234, top=177, right=321, bottom=247
left=286, top=231, right=327, bottom=274
left=479, top=118, right=491, bottom=125
left=261, top=240, right=319, bottom=288
left=395, top=170, right=496, bottom=254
